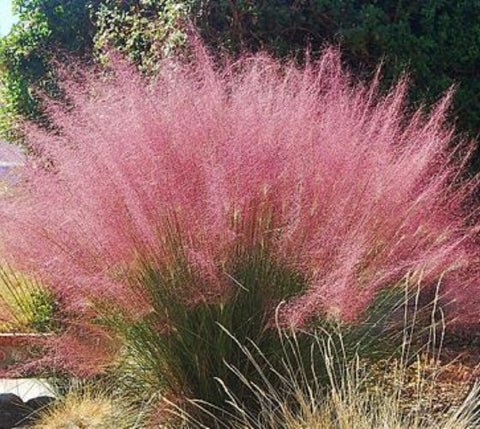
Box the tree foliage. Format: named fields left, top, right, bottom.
left=0, top=0, right=98, bottom=141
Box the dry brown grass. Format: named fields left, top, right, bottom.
left=274, top=356, right=480, bottom=429
left=34, top=390, right=136, bottom=429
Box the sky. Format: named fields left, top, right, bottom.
left=0, top=0, right=16, bottom=37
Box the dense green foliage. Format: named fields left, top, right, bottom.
left=94, top=0, right=189, bottom=72
left=1, top=0, right=479, bottom=143
left=0, top=0, right=98, bottom=140
left=0, top=265, right=58, bottom=333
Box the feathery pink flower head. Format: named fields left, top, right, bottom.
left=1, top=43, right=479, bottom=372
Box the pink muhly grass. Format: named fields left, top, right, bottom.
left=0, top=43, right=479, bottom=371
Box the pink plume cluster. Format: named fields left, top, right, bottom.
left=0, top=45, right=479, bottom=371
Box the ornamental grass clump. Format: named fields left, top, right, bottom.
left=0, top=42, right=479, bottom=419
left=178, top=327, right=480, bottom=429
left=34, top=388, right=136, bottom=429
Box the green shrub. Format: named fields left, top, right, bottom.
left=93, top=0, right=190, bottom=73
left=0, top=265, right=57, bottom=333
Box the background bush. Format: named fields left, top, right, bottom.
left=1, top=1, right=479, bottom=152
left=195, top=0, right=480, bottom=138
left=0, top=0, right=99, bottom=141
